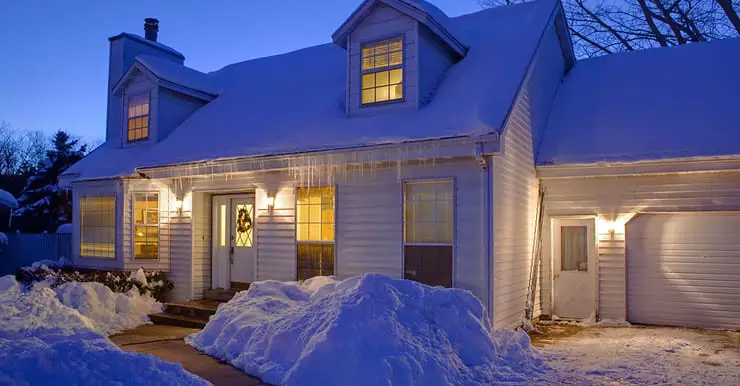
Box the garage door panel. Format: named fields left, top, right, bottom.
left=627, top=213, right=740, bottom=330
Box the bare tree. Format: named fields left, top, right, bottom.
left=0, top=122, right=49, bottom=176
left=479, top=0, right=740, bottom=57
left=0, top=122, right=20, bottom=176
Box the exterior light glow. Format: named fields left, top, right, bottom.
left=266, top=195, right=275, bottom=209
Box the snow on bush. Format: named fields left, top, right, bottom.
left=0, top=232, right=7, bottom=245
left=0, top=275, right=207, bottom=385
left=187, top=274, right=547, bottom=386
left=55, top=281, right=163, bottom=336
left=56, top=223, right=73, bottom=234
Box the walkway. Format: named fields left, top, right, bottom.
left=110, top=324, right=269, bottom=386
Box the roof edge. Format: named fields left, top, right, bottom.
left=108, top=32, right=185, bottom=60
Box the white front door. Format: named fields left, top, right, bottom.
left=552, top=218, right=596, bottom=320
left=211, top=194, right=255, bottom=289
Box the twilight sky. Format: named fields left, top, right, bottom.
left=0, top=0, right=480, bottom=143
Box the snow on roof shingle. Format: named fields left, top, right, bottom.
left=134, top=0, right=552, bottom=169
left=135, top=55, right=221, bottom=96
left=537, top=37, right=740, bottom=165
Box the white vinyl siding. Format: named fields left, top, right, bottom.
left=539, top=171, right=740, bottom=321
left=491, top=21, right=566, bottom=329
left=626, top=213, right=740, bottom=330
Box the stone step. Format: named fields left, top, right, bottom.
left=203, top=288, right=239, bottom=302
left=149, top=313, right=207, bottom=329
left=164, top=301, right=219, bottom=320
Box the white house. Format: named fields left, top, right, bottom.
left=61, top=0, right=740, bottom=330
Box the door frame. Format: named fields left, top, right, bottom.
left=550, top=216, right=598, bottom=319
left=210, top=192, right=257, bottom=289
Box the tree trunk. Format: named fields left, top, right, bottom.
left=716, top=0, right=740, bottom=34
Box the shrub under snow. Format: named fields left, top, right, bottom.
left=187, top=274, right=547, bottom=386
left=0, top=275, right=207, bottom=385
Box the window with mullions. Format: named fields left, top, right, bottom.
left=127, top=94, right=150, bottom=142
left=403, top=180, right=454, bottom=287
left=133, top=193, right=159, bottom=259
left=80, top=196, right=116, bottom=259
left=361, top=37, right=403, bottom=105
left=296, top=187, right=335, bottom=280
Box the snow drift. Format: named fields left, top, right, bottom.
left=187, top=274, right=547, bottom=386
left=0, top=275, right=203, bottom=385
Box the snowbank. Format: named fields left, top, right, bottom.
left=56, top=223, right=73, bottom=234
left=187, top=274, right=547, bottom=386
left=0, top=188, right=17, bottom=208
left=55, top=281, right=163, bottom=336
left=0, top=275, right=207, bottom=385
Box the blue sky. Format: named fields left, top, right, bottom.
left=0, top=0, right=480, bottom=143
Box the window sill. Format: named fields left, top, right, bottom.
left=360, top=98, right=406, bottom=108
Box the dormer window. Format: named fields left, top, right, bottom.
left=361, top=37, right=404, bottom=105
left=127, top=94, right=150, bottom=142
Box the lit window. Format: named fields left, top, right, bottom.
left=403, top=180, right=454, bottom=287
left=296, top=187, right=334, bottom=280
left=361, top=37, right=403, bottom=105
left=80, top=196, right=116, bottom=259
left=127, top=94, right=150, bottom=142
left=133, top=193, right=158, bottom=259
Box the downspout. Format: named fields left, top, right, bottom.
left=475, top=142, right=494, bottom=325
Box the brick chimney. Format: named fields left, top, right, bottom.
left=144, top=18, right=159, bottom=42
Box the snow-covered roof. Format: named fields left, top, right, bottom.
left=134, top=55, right=221, bottom=97
left=64, top=0, right=556, bottom=182
left=332, top=0, right=467, bottom=57
left=537, top=37, right=740, bottom=165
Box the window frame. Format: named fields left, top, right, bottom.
left=79, top=195, right=117, bottom=260
left=359, top=35, right=406, bottom=107
left=132, top=192, right=160, bottom=260
left=402, top=178, right=456, bottom=287
left=295, top=186, right=337, bottom=280
left=126, top=92, right=151, bottom=143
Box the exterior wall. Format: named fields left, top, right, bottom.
left=190, top=191, right=210, bottom=299
left=168, top=157, right=488, bottom=305
left=71, top=179, right=124, bottom=271
left=491, top=22, right=567, bottom=329
left=347, top=3, right=419, bottom=115
left=107, top=36, right=183, bottom=146
left=417, top=25, right=456, bottom=106
left=539, top=170, right=740, bottom=321
left=156, top=88, right=207, bottom=142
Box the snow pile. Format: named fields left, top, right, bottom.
left=55, top=281, right=163, bottom=336
left=56, top=223, right=73, bottom=234
left=0, top=188, right=18, bottom=208
left=0, top=232, right=7, bottom=245
left=29, top=257, right=69, bottom=270
left=187, top=274, right=547, bottom=386
left=0, top=275, right=207, bottom=385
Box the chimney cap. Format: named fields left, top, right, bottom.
left=144, top=18, right=159, bottom=41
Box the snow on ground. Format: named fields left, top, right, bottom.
left=56, top=223, right=73, bottom=234
left=0, top=275, right=206, bottom=385
left=187, top=274, right=549, bottom=386
left=0, top=188, right=18, bottom=208
left=535, top=324, right=740, bottom=385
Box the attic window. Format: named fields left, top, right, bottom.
left=361, top=37, right=403, bottom=105
left=127, top=94, right=150, bottom=142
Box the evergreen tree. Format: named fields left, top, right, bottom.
left=13, top=130, right=87, bottom=232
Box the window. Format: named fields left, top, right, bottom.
left=296, top=187, right=335, bottom=280
left=80, top=196, right=116, bottom=259
left=561, top=226, right=588, bottom=271
left=127, top=94, right=150, bottom=141
left=403, top=180, right=453, bottom=287
left=133, top=193, right=159, bottom=259
left=361, top=37, right=403, bottom=105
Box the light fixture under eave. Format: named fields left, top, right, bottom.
left=266, top=195, right=275, bottom=209
left=174, top=198, right=184, bottom=216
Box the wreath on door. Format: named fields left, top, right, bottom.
left=236, top=207, right=252, bottom=234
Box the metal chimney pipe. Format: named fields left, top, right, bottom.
left=144, top=18, right=159, bottom=42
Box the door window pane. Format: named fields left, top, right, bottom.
left=561, top=226, right=588, bottom=271
left=235, top=204, right=254, bottom=247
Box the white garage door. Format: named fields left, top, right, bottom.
left=626, top=213, right=740, bottom=330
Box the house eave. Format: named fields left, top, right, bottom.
left=137, top=134, right=499, bottom=179
left=112, top=60, right=217, bottom=101
left=536, top=154, right=740, bottom=179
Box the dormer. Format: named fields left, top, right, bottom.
left=333, top=0, right=467, bottom=116
left=106, top=19, right=218, bottom=147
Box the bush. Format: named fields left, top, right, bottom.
left=15, top=265, right=174, bottom=302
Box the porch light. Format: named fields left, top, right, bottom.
left=174, top=198, right=184, bottom=216
left=266, top=195, right=275, bottom=209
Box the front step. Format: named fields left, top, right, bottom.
left=149, top=299, right=222, bottom=329
left=149, top=312, right=208, bottom=329
left=203, top=288, right=239, bottom=302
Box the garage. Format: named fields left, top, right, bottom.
left=626, top=213, right=740, bottom=330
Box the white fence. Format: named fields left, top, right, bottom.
left=0, top=234, right=72, bottom=275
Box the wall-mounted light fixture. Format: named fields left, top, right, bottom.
left=266, top=195, right=275, bottom=209
left=174, top=197, right=184, bottom=216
